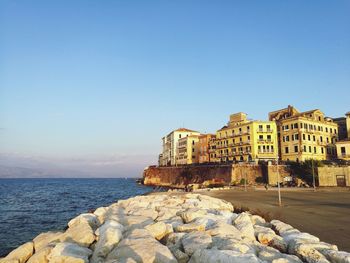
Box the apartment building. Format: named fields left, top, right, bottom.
left=159, top=128, right=200, bottom=166
left=334, top=112, right=350, bottom=161
left=176, top=135, right=200, bottom=165
left=211, top=113, right=278, bottom=162
left=269, top=105, right=338, bottom=162
left=198, top=134, right=216, bottom=163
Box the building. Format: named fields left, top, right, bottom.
left=335, top=140, right=350, bottom=161
left=212, top=112, right=278, bottom=162
left=269, top=105, right=338, bottom=162
left=198, top=134, right=216, bottom=163
left=159, top=128, right=200, bottom=166
left=332, top=112, right=350, bottom=140
left=176, top=135, right=200, bottom=165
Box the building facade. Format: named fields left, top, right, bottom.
left=176, top=135, right=200, bottom=165
left=198, top=134, right=216, bottom=163
left=269, top=105, right=338, bottom=162
left=332, top=112, right=350, bottom=140
left=211, top=113, right=278, bottom=162
left=159, top=128, right=200, bottom=166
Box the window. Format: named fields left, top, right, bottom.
left=294, top=145, right=298, bottom=153
left=325, top=127, right=328, bottom=132
left=314, top=147, right=317, bottom=154
left=309, top=146, right=312, bottom=152
left=271, top=145, right=274, bottom=152
left=294, top=123, right=298, bottom=129
left=308, top=135, right=311, bottom=141
left=248, top=136, right=250, bottom=141
left=192, top=148, right=195, bottom=152
left=259, top=125, right=263, bottom=131
left=321, top=147, right=324, bottom=154
left=294, top=134, right=299, bottom=140
left=179, top=134, right=182, bottom=138
left=285, top=147, right=289, bottom=154
left=303, top=145, right=307, bottom=152
left=330, top=128, right=333, bottom=133
left=286, top=135, right=290, bottom=142
left=258, top=146, right=261, bottom=152
left=303, top=134, right=306, bottom=140
left=304, top=123, right=307, bottom=129
left=313, top=135, right=316, bottom=142
left=259, top=135, right=263, bottom=141
left=267, top=125, right=271, bottom=131
left=341, top=147, right=346, bottom=155
left=320, top=136, right=323, bottom=142
left=267, top=135, right=271, bottom=141
left=192, top=140, right=195, bottom=145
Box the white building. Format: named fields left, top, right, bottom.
left=159, top=128, right=200, bottom=166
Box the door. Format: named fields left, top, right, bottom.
left=336, top=175, right=346, bottom=187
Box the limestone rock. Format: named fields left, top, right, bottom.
left=145, top=221, right=168, bottom=240
left=181, top=231, right=212, bottom=255
left=106, top=229, right=177, bottom=263
left=233, top=212, right=255, bottom=241
left=189, top=249, right=261, bottom=263
left=178, top=208, right=207, bottom=223
left=27, top=246, right=53, bottom=263
left=206, top=221, right=242, bottom=239
left=322, top=249, right=350, bottom=263
left=1, top=242, right=34, bottom=263
left=254, top=225, right=287, bottom=252
left=33, top=232, right=63, bottom=251
left=48, top=242, right=92, bottom=263
left=68, top=213, right=100, bottom=230
left=60, top=222, right=95, bottom=247
left=93, top=207, right=108, bottom=225
left=175, top=218, right=207, bottom=232
left=90, top=220, right=124, bottom=262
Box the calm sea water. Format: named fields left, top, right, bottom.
left=0, top=178, right=153, bottom=256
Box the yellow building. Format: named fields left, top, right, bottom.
left=176, top=135, right=200, bottom=165
left=335, top=140, right=350, bottom=161
left=212, top=113, right=278, bottom=162
left=159, top=128, right=201, bottom=166
left=269, top=105, right=338, bottom=162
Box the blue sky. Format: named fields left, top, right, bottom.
left=0, top=1, right=349, bottom=175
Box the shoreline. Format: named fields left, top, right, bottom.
left=1, top=192, right=349, bottom=263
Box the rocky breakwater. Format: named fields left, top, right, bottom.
left=1, top=194, right=349, bottom=263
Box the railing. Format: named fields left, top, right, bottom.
left=257, top=129, right=274, bottom=133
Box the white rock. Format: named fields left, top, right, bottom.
left=60, top=222, right=95, bottom=247
left=93, top=207, right=108, bottom=224
left=145, top=221, right=168, bottom=240
left=178, top=208, right=207, bottom=223
left=68, top=213, right=100, bottom=230
left=1, top=242, right=33, bottom=263
left=181, top=231, right=212, bottom=255
left=91, top=220, right=124, bottom=262
left=206, top=222, right=242, bottom=239
left=189, top=249, right=261, bottom=263
left=254, top=225, right=287, bottom=252
left=33, top=232, right=63, bottom=251
left=106, top=229, right=177, bottom=263
left=27, top=246, right=53, bottom=263
left=234, top=212, right=256, bottom=241
left=48, top=242, right=92, bottom=263
left=322, top=249, right=350, bottom=263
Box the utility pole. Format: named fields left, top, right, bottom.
left=312, top=159, right=316, bottom=191
left=244, top=169, right=247, bottom=192
left=277, top=158, right=282, bottom=206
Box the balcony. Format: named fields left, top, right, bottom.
left=257, top=129, right=274, bottom=133
left=258, top=150, right=275, bottom=154
left=257, top=139, right=274, bottom=144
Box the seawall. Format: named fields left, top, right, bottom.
left=143, top=164, right=291, bottom=188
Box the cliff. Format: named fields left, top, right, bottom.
left=143, top=164, right=290, bottom=188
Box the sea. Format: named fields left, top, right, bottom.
left=0, top=178, right=154, bottom=256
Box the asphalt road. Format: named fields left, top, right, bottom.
left=199, top=188, right=350, bottom=251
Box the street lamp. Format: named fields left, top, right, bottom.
left=312, top=159, right=316, bottom=192
left=277, top=158, right=282, bottom=206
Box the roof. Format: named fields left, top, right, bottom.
left=174, top=128, right=198, bottom=133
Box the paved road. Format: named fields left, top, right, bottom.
left=199, top=188, right=350, bottom=251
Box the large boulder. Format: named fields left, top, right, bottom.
left=145, top=222, right=168, bottom=240
left=68, top=213, right=100, bottom=230
left=181, top=231, right=212, bottom=255
left=90, top=220, right=124, bottom=262
left=322, top=249, right=350, bottom=263
left=106, top=229, right=177, bottom=263
left=233, top=212, right=255, bottom=241
left=1, top=242, right=33, bottom=263
left=48, top=242, right=92, bottom=263
left=60, top=222, right=95, bottom=247
left=33, top=232, right=63, bottom=252
left=178, top=208, right=207, bottom=223
left=254, top=225, right=287, bottom=252
left=188, top=249, right=261, bottom=263
left=27, top=246, right=53, bottom=263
